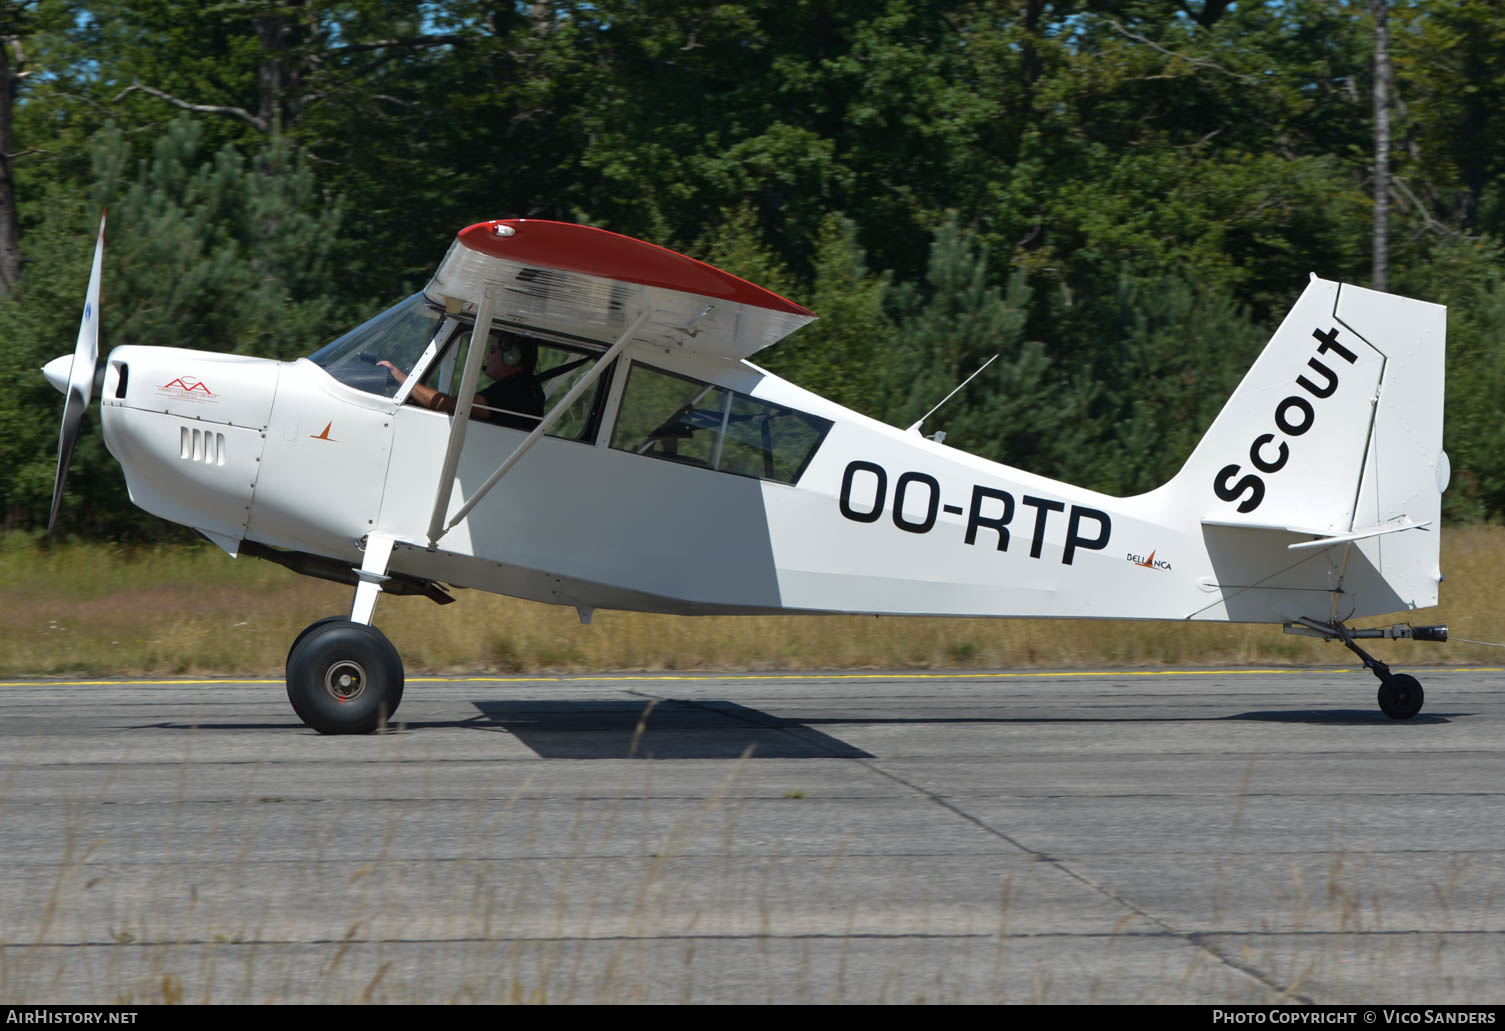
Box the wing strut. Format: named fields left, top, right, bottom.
left=425, top=289, right=498, bottom=545
left=427, top=306, right=653, bottom=547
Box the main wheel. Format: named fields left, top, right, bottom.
left=1377, top=673, right=1424, bottom=720
left=287, top=616, right=406, bottom=721
left=286, top=620, right=405, bottom=734
left=286, top=616, right=346, bottom=674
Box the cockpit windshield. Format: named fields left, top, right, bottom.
left=308, top=293, right=446, bottom=397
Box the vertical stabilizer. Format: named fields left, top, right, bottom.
left=1155, top=276, right=1446, bottom=616
left=1170, top=276, right=1387, bottom=534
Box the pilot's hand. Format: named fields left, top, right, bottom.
left=376, top=360, right=406, bottom=385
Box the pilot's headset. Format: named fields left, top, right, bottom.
left=490, top=330, right=537, bottom=373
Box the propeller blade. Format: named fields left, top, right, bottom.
left=48, top=212, right=106, bottom=534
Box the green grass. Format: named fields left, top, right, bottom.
left=2, top=526, right=1503, bottom=677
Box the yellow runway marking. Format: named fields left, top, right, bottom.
left=0, top=668, right=1499, bottom=688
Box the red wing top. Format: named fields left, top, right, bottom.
left=424, top=219, right=816, bottom=361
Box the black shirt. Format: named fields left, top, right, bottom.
left=478, top=374, right=545, bottom=429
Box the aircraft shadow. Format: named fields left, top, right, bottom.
left=468, top=698, right=874, bottom=760
left=127, top=704, right=1458, bottom=739
left=1223, top=709, right=1457, bottom=725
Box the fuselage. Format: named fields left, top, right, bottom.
left=95, top=322, right=1424, bottom=626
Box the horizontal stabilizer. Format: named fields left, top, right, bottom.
left=1201, top=516, right=1432, bottom=551
left=1284, top=517, right=1431, bottom=551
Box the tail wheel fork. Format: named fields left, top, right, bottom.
left=1284, top=618, right=1447, bottom=720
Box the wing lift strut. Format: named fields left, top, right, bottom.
left=426, top=295, right=653, bottom=547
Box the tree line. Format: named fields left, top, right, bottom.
left=3, top=0, right=1504, bottom=539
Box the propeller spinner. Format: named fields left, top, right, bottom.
left=45, top=212, right=106, bottom=533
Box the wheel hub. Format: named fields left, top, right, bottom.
left=324, top=659, right=368, bottom=703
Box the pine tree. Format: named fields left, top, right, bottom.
left=881, top=217, right=1085, bottom=475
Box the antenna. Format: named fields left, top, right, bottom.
left=906, top=353, right=999, bottom=437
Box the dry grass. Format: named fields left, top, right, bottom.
left=3, top=525, right=1504, bottom=677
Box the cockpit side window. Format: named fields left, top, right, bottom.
left=609, top=362, right=831, bottom=484
left=412, top=324, right=613, bottom=442
left=308, top=294, right=445, bottom=397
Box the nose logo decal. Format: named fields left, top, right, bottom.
left=156, top=376, right=218, bottom=403
left=311, top=422, right=336, bottom=442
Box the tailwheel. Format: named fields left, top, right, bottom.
left=1285, top=619, right=1442, bottom=721
left=286, top=619, right=404, bottom=734
left=1377, top=673, right=1424, bottom=720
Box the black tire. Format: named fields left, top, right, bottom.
left=287, top=618, right=405, bottom=721
left=1378, top=673, right=1424, bottom=720
left=286, top=620, right=404, bottom=734
left=286, top=616, right=346, bottom=674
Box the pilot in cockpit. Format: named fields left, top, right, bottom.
left=380, top=329, right=545, bottom=430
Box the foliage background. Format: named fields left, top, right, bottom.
left=2, top=0, right=1503, bottom=537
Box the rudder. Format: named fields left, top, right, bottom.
left=1335, top=283, right=1447, bottom=610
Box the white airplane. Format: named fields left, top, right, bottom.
left=44, top=215, right=1450, bottom=732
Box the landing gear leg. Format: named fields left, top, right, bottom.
left=1286, top=618, right=1441, bottom=720
left=284, top=536, right=406, bottom=734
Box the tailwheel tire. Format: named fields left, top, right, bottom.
left=286, top=620, right=404, bottom=734
left=1377, top=673, right=1424, bottom=720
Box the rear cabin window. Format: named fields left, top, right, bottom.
left=609, top=363, right=831, bottom=485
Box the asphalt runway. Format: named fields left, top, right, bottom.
left=1, top=666, right=1503, bottom=1004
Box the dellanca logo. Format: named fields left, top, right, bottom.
left=1128, top=550, right=1172, bottom=571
